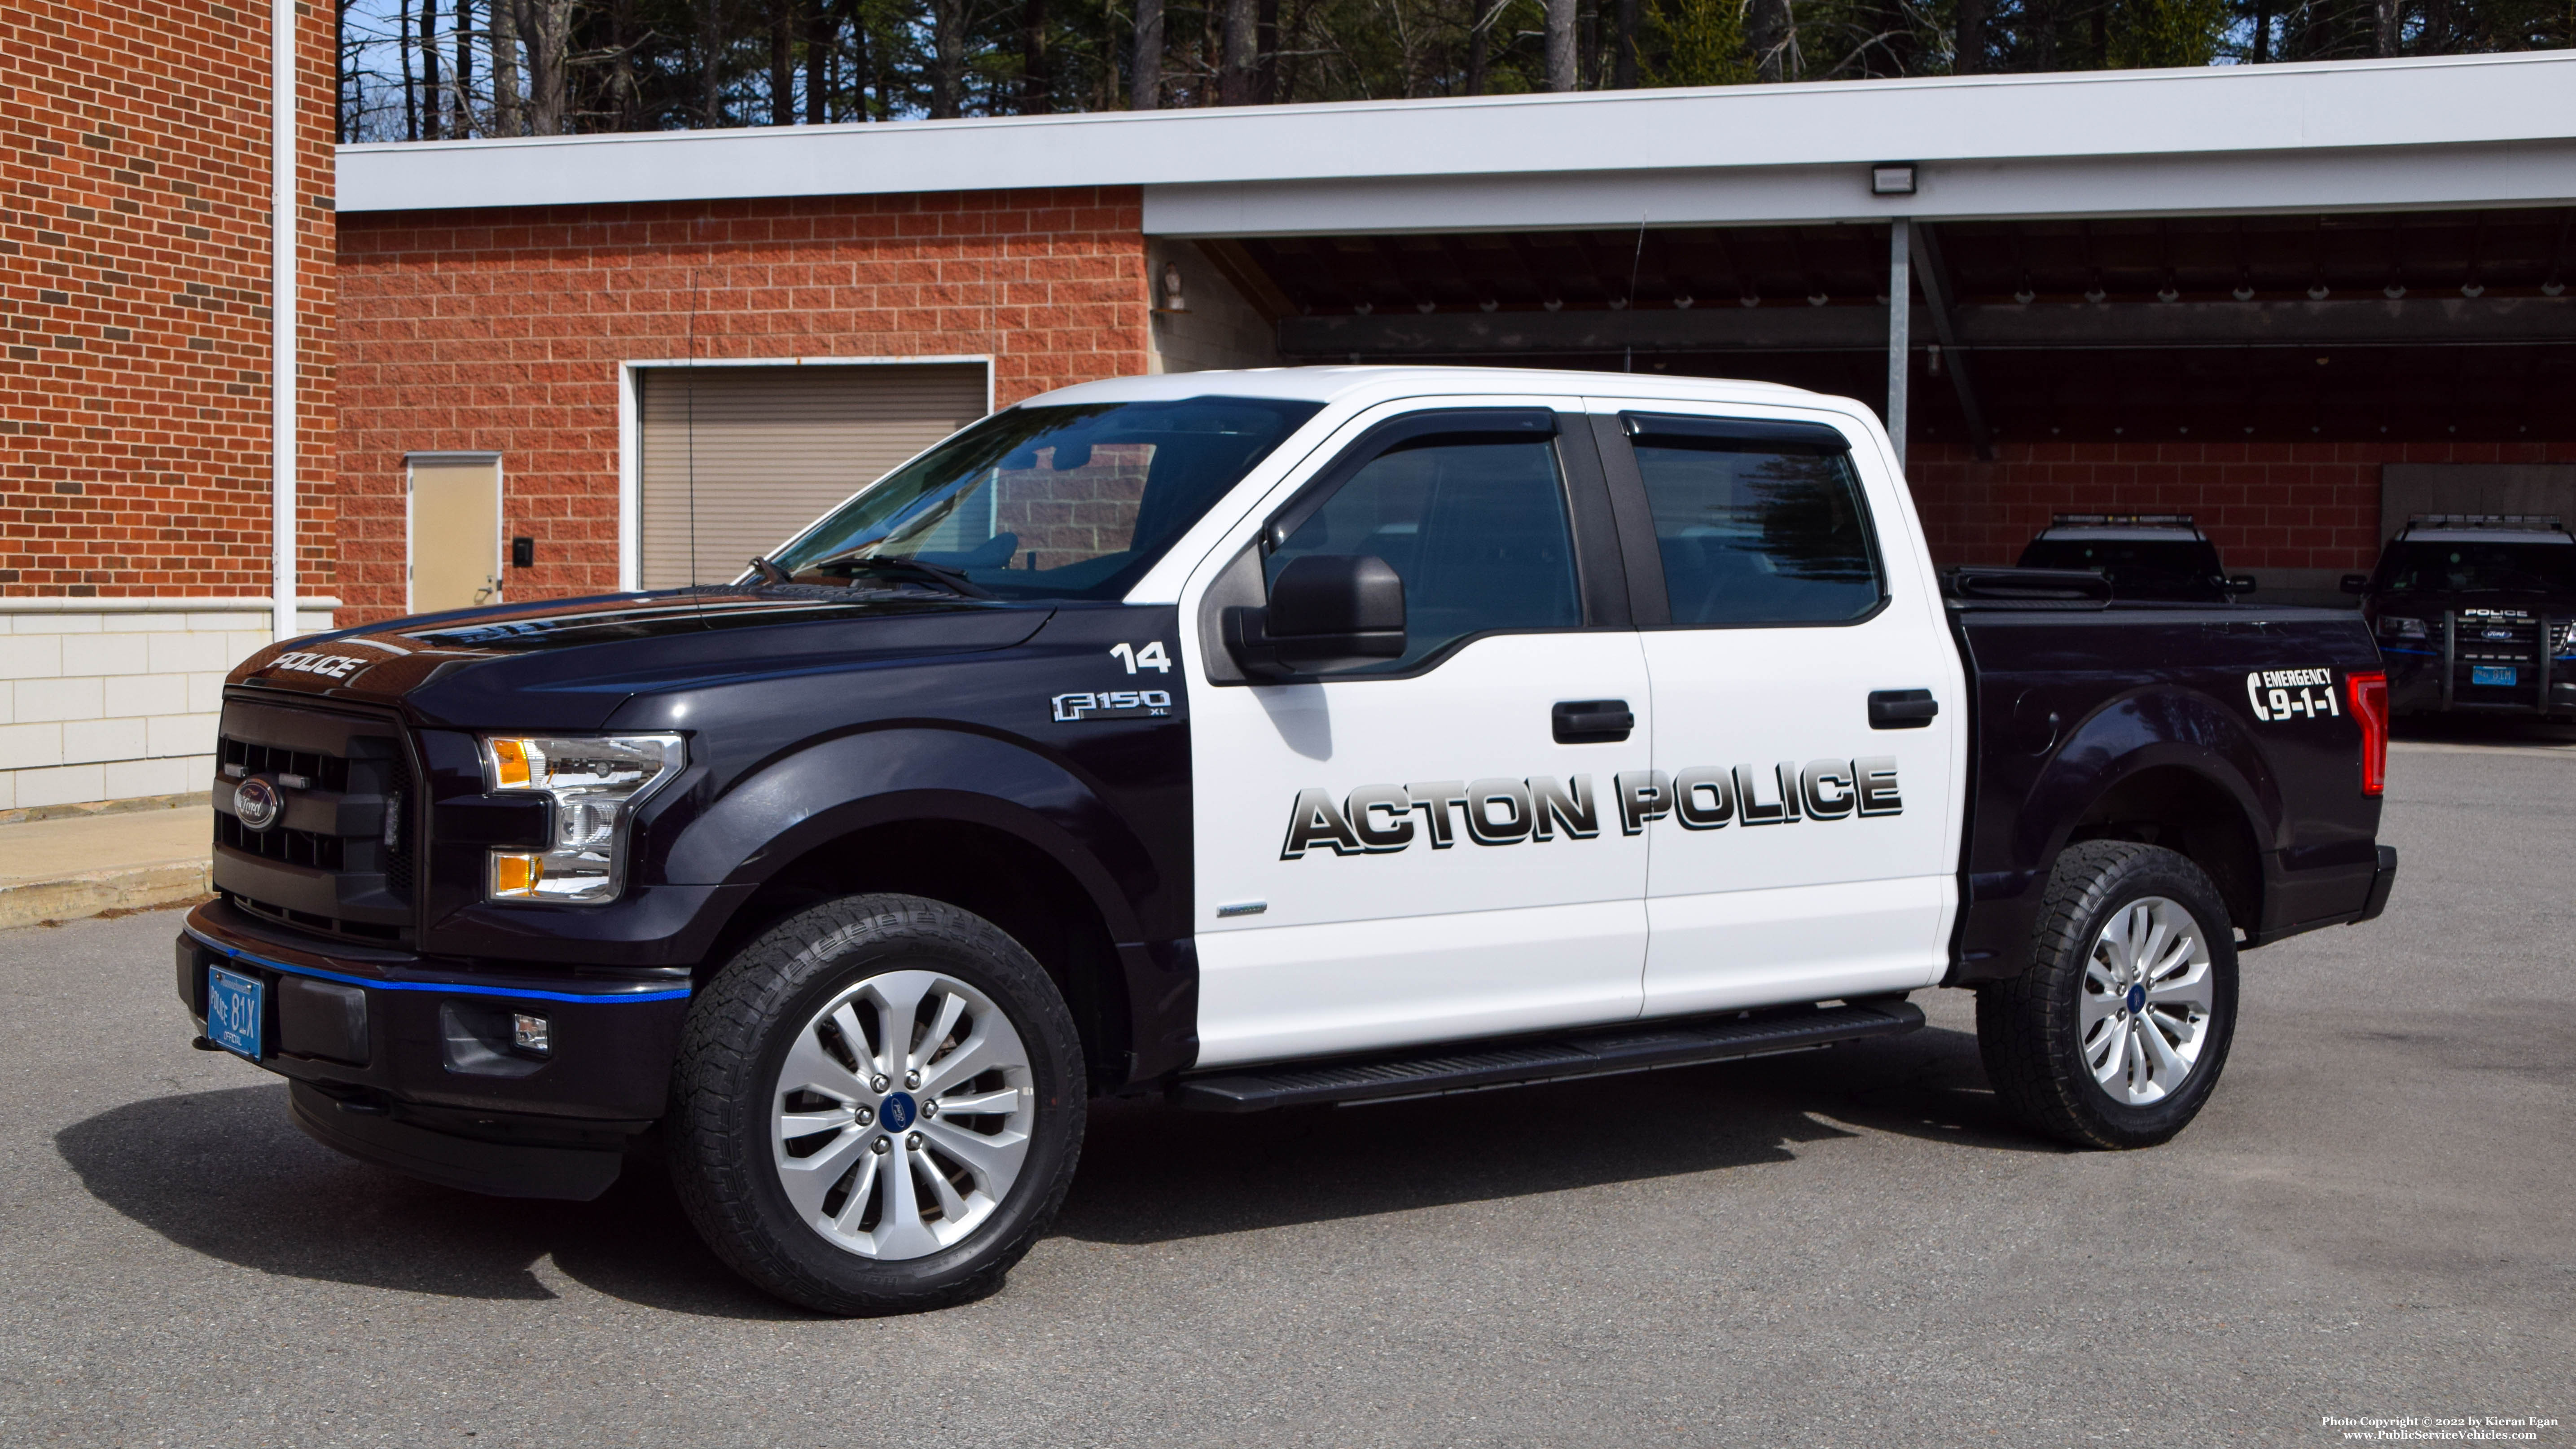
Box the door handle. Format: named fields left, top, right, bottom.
left=1869, top=689, right=1939, bottom=729
left=1553, top=699, right=1634, bottom=744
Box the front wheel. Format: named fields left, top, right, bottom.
left=1977, top=841, right=2239, bottom=1150
left=668, top=894, right=1087, bottom=1314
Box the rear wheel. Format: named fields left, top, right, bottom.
left=1977, top=841, right=2239, bottom=1149
left=669, top=893, right=1086, bottom=1314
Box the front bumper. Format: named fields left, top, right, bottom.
left=177, top=897, right=692, bottom=1200
left=2382, top=644, right=2576, bottom=716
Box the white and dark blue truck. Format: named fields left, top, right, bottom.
left=180, top=367, right=2397, bottom=1313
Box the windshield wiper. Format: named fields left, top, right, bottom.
left=829, top=555, right=994, bottom=598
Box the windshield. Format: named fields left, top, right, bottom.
left=764, top=397, right=1323, bottom=602
left=2373, top=539, right=2576, bottom=596
left=2016, top=537, right=2228, bottom=601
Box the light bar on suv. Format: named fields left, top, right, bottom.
left=2405, top=513, right=2566, bottom=531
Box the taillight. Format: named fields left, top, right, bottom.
left=2348, top=671, right=2388, bottom=796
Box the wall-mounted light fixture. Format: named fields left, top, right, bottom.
left=1871, top=163, right=1918, bottom=196
left=1160, top=262, right=1189, bottom=312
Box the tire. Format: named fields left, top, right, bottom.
left=668, top=893, right=1087, bottom=1315
left=1976, top=841, right=2239, bottom=1150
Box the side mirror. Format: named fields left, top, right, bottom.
left=2226, top=575, right=2258, bottom=594
left=2340, top=574, right=2371, bottom=595
left=1225, top=554, right=1405, bottom=679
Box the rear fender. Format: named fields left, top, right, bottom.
left=2023, top=687, right=2281, bottom=868
left=1954, top=687, right=2277, bottom=982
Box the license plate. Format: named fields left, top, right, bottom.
left=205, top=964, right=263, bottom=1060
left=2471, top=664, right=2519, bottom=687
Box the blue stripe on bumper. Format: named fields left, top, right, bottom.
left=186, top=927, right=693, bottom=1005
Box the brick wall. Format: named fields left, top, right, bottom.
left=1907, top=440, right=2576, bottom=575
left=336, top=190, right=1152, bottom=627
left=0, top=0, right=335, bottom=597
left=0, top=0, right=336, bottom=809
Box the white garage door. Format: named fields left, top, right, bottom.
left=637, top=363, right=988, bottom=589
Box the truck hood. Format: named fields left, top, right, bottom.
left=226, top=587, right=1058, bottom=731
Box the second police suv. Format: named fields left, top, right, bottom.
left=2344, top=513, right=2576, bottom=718
left=181, top=368, right=2399, bottom=1314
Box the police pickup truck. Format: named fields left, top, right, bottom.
left=180, top=367, right=2397, bottom=1315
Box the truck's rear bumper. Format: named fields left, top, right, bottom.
left=177, top=898, right=689, bottom=1199
left=2356, top=843, right=2400, bottom=924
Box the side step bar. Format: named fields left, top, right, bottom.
left=1172, top=996, right=1925, bottom=1113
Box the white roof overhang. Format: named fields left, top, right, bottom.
left=336, top=53, right=2576, bottom=234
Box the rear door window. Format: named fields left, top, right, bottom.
left=1621, top=417, right=1884, bottom=626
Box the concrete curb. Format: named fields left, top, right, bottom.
left=0, top=861, right=211, bottom=930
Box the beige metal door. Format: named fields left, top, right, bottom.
left=409, top=453, right=503, bottom=613
left=638, top=363, right=988, bottom=589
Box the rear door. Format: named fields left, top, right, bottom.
left=1587, top=401, right=1967, bottom=1016
left=1180, top=398, right=1652, bottom=1067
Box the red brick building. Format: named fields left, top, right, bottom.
left=0, top=0, right=334, bottom=810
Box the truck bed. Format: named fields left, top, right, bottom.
left=1948, top=601, right=2391, bottom=983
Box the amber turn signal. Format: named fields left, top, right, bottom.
left=487, top=738, right=534, bottom=789
left=488, top=851, right=545, bottom=898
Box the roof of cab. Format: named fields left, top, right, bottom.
left=1015, top=365, right=1827, bottom=412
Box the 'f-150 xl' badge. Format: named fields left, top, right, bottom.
left=1053, top=689, right=1172, bottom=722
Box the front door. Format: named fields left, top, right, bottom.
left=408, top=452, right=503, bottom=614
left=1183, top=401, right=1652, bottom=1067
left=1587, top=402, right=1968, bottom=1016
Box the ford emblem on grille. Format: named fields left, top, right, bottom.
left=233, top=777, right=282, bottom=832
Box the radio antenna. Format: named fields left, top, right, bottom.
left=1623, top=212, right=1648, bottom=373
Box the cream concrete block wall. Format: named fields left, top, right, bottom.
left=1145, top=239, right=1289, bottom=374
left=0, top=599, right=339, bottom=811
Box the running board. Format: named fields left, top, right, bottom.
left=1172, top=997, right=1926, bottom=1113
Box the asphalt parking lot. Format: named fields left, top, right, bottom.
left=2, top=738, right=2570, bottom=1448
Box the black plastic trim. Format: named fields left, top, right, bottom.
left=2357, top=844, right=2400, bottom=923
left=287, top=1081, right=626, bottom=1201
left=1619, top=412, right=1853, bottom=451
left=1173, top=997, right=1924, bottom=1111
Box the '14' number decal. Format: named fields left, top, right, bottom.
left=1111, top=641, right=1171, bottom=675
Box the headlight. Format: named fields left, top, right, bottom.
left=2377, top=615, right=2429, bottom=641
left=478, top=734, right=685, bottom=904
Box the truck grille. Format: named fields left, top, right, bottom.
left=2446, top=611, right=2570, bottom=711
left=212, top=697, right=419, bottom=944
left=214, top=814, right=346, bottom=870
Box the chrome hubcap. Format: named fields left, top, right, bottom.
left=2080, top=895, right=2216, bottom=1107
left=770, top=970, right=1035, bottom=1260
